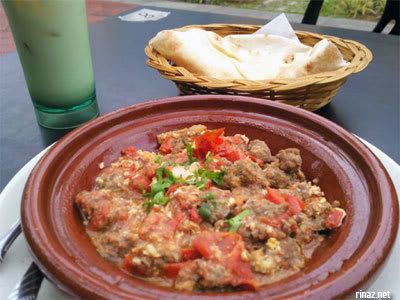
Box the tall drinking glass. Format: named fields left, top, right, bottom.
left=2, top=0, right=99, bottom=129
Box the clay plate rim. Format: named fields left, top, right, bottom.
left=21, top=95, right=399, bottom=299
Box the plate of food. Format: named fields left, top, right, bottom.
left=21, top=95, right=398, bottom=299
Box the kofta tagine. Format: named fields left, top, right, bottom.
left=75, top=125, right=346, bottom=292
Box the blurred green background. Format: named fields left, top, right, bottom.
left=180, top=0, right=386, bottom=20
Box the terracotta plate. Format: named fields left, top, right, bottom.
left=22, top=95, right=398, bottom=299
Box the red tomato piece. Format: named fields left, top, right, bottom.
left=204, top=181, right=213, bottom=190
left=326, top=208, right=346, bottom=229
left=88, top=200, right=110, bottom=230
left=260, top=213, right=288, bottom=228
left=188, top=207, right=202, bottom=223
left=139, top=212, right=183, bottom=240
left=145, top=168, right=156, bottom=179
left=266, top=188, right=286, bottom=204
left=123, top=254, right=147, bottom=276
left=226, top=242, right=257, bottom=290
left=192, top=231, right=236, bottom=259
left=166, top=183, right=182, bottom=196
left=248, top=154, right=264, bottom=167
left=192, top=231, right=256, bottom=290
left=159, top=137, right=173, bottom=154
left=286, top=195, right=305, bottom=215
left=121, top=146, right=137, bottom=156
left=129, top=176, right=151, bottom=192
left=129, top=164, right=136, bottom=173
left=181, top=247, right=202, bottom=261
left=193, top=128, right=224, bottom=160
left=164, top=262, right=191, bottom=278
left=206, top=156, right=224, bottom=171
left=219, top=149, right=241, bottom=162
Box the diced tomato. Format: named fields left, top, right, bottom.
left=286, top=195, right=304, bottom=215
left=192, top=231, right=238, bottom=259
left=116, top=211, right=129, bottom=222
left=181, top=247, right=201, bottom=261
left=194, top=128, right=224, bottom=160
left=123, top=253, right=155, bottom=277
left=206, top=156, right=224, bottom=171
left=122, top=254, right=132, bottom=270
left=173, top=151, right=189, bottom=164
left=129, top=176, right=151, bottom=192
left=326, top=208, right=346, bottom=229
left=123, top=254, right=137, bottom=273
left=164, top=262, right=190, bottom=278
left=145, top=168, right=156, bottom=179
left=248, top=154, right=264, bottom=167
left=139, top=212, right=183, bottom=240
left=219, top=149, right=241, bottom=162
left=167, top=214, right=184, bottom=234
left=204, top=181, right=213, bottom=190
left=188, top=207, right=202, bottom=223
left=260, top=213, right=288, bottom=228
left=159, top=137, right=173, bottom=154
left=192, top=231, right=256, bottom=290
left=266, top=188, right=304, bottom=215
left=266, top=188, right=286, bottom=204
left=166, top=183, right=182, bottom=196
left=129, top=164, right=136, bottom=173
left=121, top=146, right=137, bottom=156
left=88, top=201, right=110, bottom=230
left=226, top=242, right=257, bottom=290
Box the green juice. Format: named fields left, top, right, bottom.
left=3, top=0, right=98, bottom=128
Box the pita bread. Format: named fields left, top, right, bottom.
left=150, top=29, right=348, bottom=80
left=150, top=29, right=244, bottom=79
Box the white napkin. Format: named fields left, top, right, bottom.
left=119, top=8, right=170, bottom=22
left=255, top=13, right=300, bottom=43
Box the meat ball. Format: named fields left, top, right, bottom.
left=264, top=165, right=291, bottom=189
left=224, top=158, right=267, bottom=188
left=247, top=139, right=272, bottom=162
left=276, top=148, right=302, bottom=173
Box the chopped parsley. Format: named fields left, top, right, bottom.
left=143, top=161, right=225, bottom=211
left=227, top=209, right=251, bottom=232
left=201, top=169, right=226, bottom=186
left=143, top=191, right=169, bottom=211
left=154, top=154, right=162, bottom=163
left=205, top=152, right=213, bottom=165
left=201, top=192, right=215, bottom=200
left=143, top=163, right=175, bottom=211
left=185, top=143, right=197, bottom=164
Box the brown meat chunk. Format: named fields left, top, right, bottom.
left=250, top=238, right=305, bottom=275
left=276, top=148, right=302, bottom=173
left=239, top=197, right=288, bottom=241
left=157, top=125, right=206, bottom=154
left=244, top=197, right=287, bottom=218
left=224, top=158, right=267, bottom=188
left=264, top=164, right=291, bottom=189
left=76, top=190, right=112, bottom=230
left=239, top=218, right=286, bottom=242
left=171, top=185, right=203, bottom=210
left=202, top=188, right=234, bottom=223
left=247, top=139, right=272, bottom=162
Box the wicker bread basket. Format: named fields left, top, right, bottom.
left=145, top=24, right=373, bottom=111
